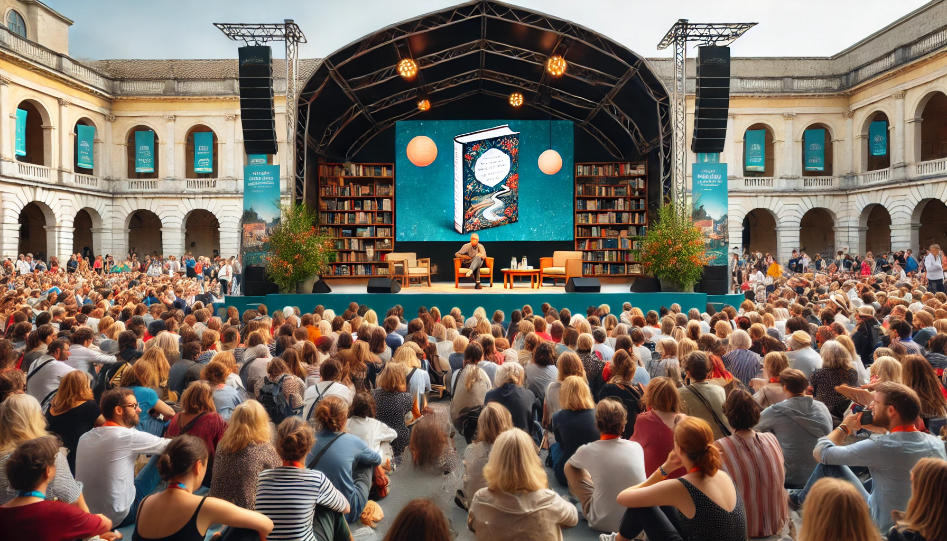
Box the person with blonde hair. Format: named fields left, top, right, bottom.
left=45, top=370, right=102, bottom=474
left=209, top=400, right=280, bottom=509
left=887, top=457, right=947, bottom=541
left=542, top=352, right=584, bottom=435
left=871, top=356, right=902, bottom=384
left=457, top=402, right=514, bottom=510
left=551, top=376, right=599, bottom=486
left=610, top=417, right=746, bottom=541
left=650, top=338, right=680, bottom=381
left=834, top=333, right=870, bottom=385
left=121, top=360, right=175, bottom=436
left=749, top=351, right=789, bottom=408
left=468, top=428, right=578, bottom=541
left=797, top=478, right=877, bottom=541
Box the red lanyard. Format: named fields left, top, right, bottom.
left=689, top=466, right=702, bottom=474
left=769, top=378, right=780, bottom=383
left=600, top=434, right=620, bottom=441
left=102, top=421, right=122, bottom=428
left=282, top=461, right=304, bottom=468
left=890, top=424, right=918, bottom=433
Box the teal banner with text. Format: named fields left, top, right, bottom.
left=76, top=124, right=95, bottom=169
left=869, top=121, right=887, bottom=157
left=744, top=129, right=765, bottom=172
left=804, top=129, right=825, bottom=172
left=691, top=162, right=728, bottom=266
left=14, top=108, right=26, bottom=157
left=247, top=154, right=268, bottom=165
left=135, top=130, right=155, bottom=173
left=242, top=164, right=281, bottom=266
left=194, top=132, right=213, bottom=173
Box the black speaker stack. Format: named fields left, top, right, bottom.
left=367, top=278, right=402, bottom=294
left=565, top=277, right=601, bottom=293
left=697, top=265, right=729, bottom=295
left=238, top=46, right=277, bottom=156
left=243, top=265, right=278, bottom=296
left=691, top=46, right=731, bottom=154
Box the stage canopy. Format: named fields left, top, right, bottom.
left=295, top=0, right=672, bottom=197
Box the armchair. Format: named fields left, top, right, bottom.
left=539, top=251, right=583, bottom=286
left=386, top=252, right=431, bottom=287
left=454, top=257, right=494, bottom=288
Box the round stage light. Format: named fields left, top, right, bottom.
left=398, top=58, right=418, bottom=80
left=538, top=149, right=562, bottom=175
left=509, top=92, right=524, bottom=107
left=546, top=55, right=567, bottom=77
left=417, top=99, right=431, bottom=111
left=406, top=135, right=437, bottom=167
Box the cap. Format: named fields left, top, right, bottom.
left=790, top=331, right=811, bottom=348
left=857, top=305, right=875, bottom=317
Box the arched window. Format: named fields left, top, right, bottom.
left=801, top=123, right=834, bottom=177
left=6, top=10, right=26, bottom=38
left=126, top=126, right=160, bottom=179
left=919, top=92, right=947, bottom=162
left=184, top=125, right=218, bottom=178
left=864, top=112, right=890, bottom=172
left=743, top=124, right=774, bottom=177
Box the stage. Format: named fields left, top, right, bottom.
left=222, top=281, right=744, bottom=319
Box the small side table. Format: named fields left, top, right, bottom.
left=502, top=268, right=540, bottom=289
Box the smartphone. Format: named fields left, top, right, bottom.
left=852, top=404, right=874, bottom=426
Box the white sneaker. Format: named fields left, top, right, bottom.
left=599, top=533, right=617, bottom=541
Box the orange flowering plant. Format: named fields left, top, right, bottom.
left=265, top=203, right=335, bottom=293
left=640, top=203, right=709, bottom=290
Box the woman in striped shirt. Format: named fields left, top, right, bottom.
left=715, top=389, right=789, bottom=538
left=255, top=417, right=350, bottom=541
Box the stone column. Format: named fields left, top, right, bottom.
left=856, top=226, right=869, bottom=256
left=44, top=225, right=64, bottom=262
left=775, top=225, right=797, bottom=264
left=224, top=114, right=236, bottom=179
left=727, top=113, right=742, bottom=178
left=164, top=115, right=176, bottom=179
left=728, top=212, right=744, bottom=253
left=889, top=221, right=919, bottom=253
left=0, top=76, right=12, bottom=164
left=161, top=226, right=185, bottom=259
left=57, top=98, right=70, bottom=179
left=892, top=92, right=906, bottom=167
left=780, top=113, right=795, bottom=178
left=906, top=116, right=922, bottom=165
left=842, top=110, right=855, bottom=175
left=1, top=222, right=19, bottom=259
left=103, top=115, right=115, bottom=179
left=90, top=227, right=107, bottom=259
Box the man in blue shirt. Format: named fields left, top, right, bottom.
left=789, top=382, right=946, bottom=531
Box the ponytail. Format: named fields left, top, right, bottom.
left=695, top=443, right=721, bottom=477
left=157, top=435, right=208, bottom=482
left=674, top=417, right=721, bottom=476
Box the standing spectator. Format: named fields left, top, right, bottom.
left=210, top=400, right=281, bottom=510
left=630, top=377, right=687, bottom=479
left=797, top=478, right=877, bottom=541
left=45, top=370, right=102, bottom=474
left=924, top=244, right=944, bottom=293
left=165, top=382, right=228, bottom=489
left=551, top=376, right=599, bottom=486
left=678, top=351, right=732, bottom=440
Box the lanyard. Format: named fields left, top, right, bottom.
left=282, top=461, right=304, bottom=468
left=102, top=421, right=122, bottom=428
left=688, top=467, right=702, bottom=474
left=168, top=482, right=189, bottom=492
left=891, top=424, right=918, bottom=433
left=600, top=434, right=620, bottom=441
left=16, top=490, right=45, bottom=498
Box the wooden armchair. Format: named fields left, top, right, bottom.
left=454, top=257, right=494, bottom=288
left=539, top=251, right=583, bottom=286
left=386, top=252, right=431, bottom=287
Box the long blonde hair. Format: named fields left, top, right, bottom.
left=799, top=478, right=877, bottom=541
left=0, top=394, right=47, bottom=451
left=217, top=401, right=273, bottom=454
left=871, top=356, right=902, bottom=384
left=483, top=428, right=546, bottom=493
left=559, top=375, right=594, bottom=411
left=50, top=370, right=94, bottom=414
left=901, top=458, right=947, bottom=541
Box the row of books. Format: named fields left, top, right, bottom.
left=582, top=263, right=643, bottom=275
left=319, top=185, right=393, bottom=196
left=576, top=163, right=645, bottom=176
left=319, top=164, right=393, bottom=177
left=319, top=212, right=391, bottom=225
left=577, top=225, right=647, bottom=237
left=322, top=199, right=391, bottom=211
left=575, top=212, right=646, bottom=224
left=576, top=199, right=645, bottom=211
left=583, top=251, right=639, bottom=262
left=577, top=238, right=641, bottom=250
left=335, top=238, right=393, bottom=251
left=335, top=227, right=391, bottom=238
left=576, top=186, right=647, bottom=197
left=327, top=264, right=389, bottom=276
left=576, top=177, right=647, bottom=189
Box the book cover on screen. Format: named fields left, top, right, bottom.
left=453, top=125, right=519, bottom=234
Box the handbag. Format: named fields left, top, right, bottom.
left=370, top=464, right=390, bottom=499
left=686, top=384, right=732, bottom=437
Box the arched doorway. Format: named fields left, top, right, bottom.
left=799, top=208, right=835, bottom=257
left=18, top=202, right=51, bottom=260
left=919, top=92, right=947, bottom=162
left=73, top=209, right=94, bottom=256
left=127, top=210, right=163, bottom=258
left=863, top=204, right=891, bottom=255
left=918, top=199, right=947, bottom=251
left=184, top=210, right=220, bottom=257
left=16, top=100, right=48, bottom=166
left=801, top=123, right=834, bottom=176
left=73, top=118, right=97, bottom=175
left=743, top=123, right=775, bottom=177
left=126, top=126, right=160, bottom=179
left=184, top=125, right=219, bottom=178
left=741, top=209, right=778, bottom=256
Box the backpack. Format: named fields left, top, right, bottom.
left=258, top=375, right=299, bottom=424
left=93, top=362, right=128, bottom=402
left=306, top=381, right=337, bottom=421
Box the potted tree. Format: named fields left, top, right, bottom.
left=639, top=203, right=709, bottom=293
left=265, top=203, right=336, bottom=294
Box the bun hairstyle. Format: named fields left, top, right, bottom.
left=157, top=435, right=208, bottom=482
left=314, top=396, right=348, bottom=433
left=276, top=416, right=315, bottom=462
left=674, top=416, right=721, bottom=476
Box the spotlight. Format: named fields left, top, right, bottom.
left=509, top=92, right=524, bottom=107
left=417, top=99, right=430, bottom=111
left=398, top=58, right=418, bottom=80
left=546, top=55, right=566, bottom=77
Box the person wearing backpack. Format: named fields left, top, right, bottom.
left=255, top=358, right=303, bottom=425
left=25, top=339, right=74, bottom=408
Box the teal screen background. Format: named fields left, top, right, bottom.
left=394, top=120, right=574, bottom=242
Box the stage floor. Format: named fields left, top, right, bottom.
left=329, top=280, right=632, bottom=294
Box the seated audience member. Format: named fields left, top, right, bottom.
left=749, top=351, right=789, bottom=408
left=0, top=370, right=25, bottom=404
left=597, top=350, right=645, bottom=438
left=468, top=428, right=578, bottom=541
left=542, top=352, right=584, bottom=433
left=565, top=398, right=647, bottom=533
left=457, top=402, right=514, bottom=510
left=165, top=381, right=227, bottom=488
left=809, top=340, right=859, bottom=419
left=524, top=341, right=558, bottom=403
left=256, top=417, right=350, bottom=541
left=886, top=457, right=947, bottom=541
left=592, top=327, right=614, bottom=361
left=755, top=368, right=832, bottom=488
left=576, top=333, right=606, bottom=397
left=798, top=478, right=877, bottom=541
left=308, top=396, right=383, bottom=523
left=551, top=376, right=600, bottom=486
left=786, top=331, right=822, bottom=378
left=382, top=498, right=452, bottom=541
left=678, top=351, right=732, bottom=440
left=304, top=359, right=353, bottom=421
left=76, top=388, right=169, bottom=526
left=630, top=377, right=687, bottom=479
left=45, top=370, right=102, bottom=475
left=202, top=360, right=243, bottom=420
left=24, top=338, right=73, bottom=405
left=210, top=400, right=281, bottom=510
left=0, top=394, right=85, bottom=507
left=372, top=365, right=417, bottom=457
left=450, top=343, right=492, bottom=443
left=721, top=329, right=762, bottom=384
left=345, top=392, right=398, bottom=463
left=121, top=360, right=175, bottom=436
left=715, top=389, right=789, bottom=538
left=611, top=417, right=747, bottom=541
left=132, top=434, right=274, bottom=540
left=649, top=338, right=681, bottom=383
left=0, top=435, right=115, bottom=540
left=789, top=382, right=947, bottom=531
left=484, top=362, right=537, bottom=434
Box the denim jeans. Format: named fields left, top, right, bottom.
left=930, top=278, right=944, bottom=293
left=791, top=463, right=870, bottom=506
left=118, top=453, right=163, bottom=528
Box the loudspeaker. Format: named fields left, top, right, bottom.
left=631, top=276, right=661, bottom=293
left=311, top=279, right=332, bottom=293
left=238, top=46, right=277, bottom=156
left=245, top=265, right=266, bottom=282
left=245, top=280, right=279, bottom=296
left=367, top=278, right=401, bottom=293
left=698, top=265, right=729, bottom=295
left=565, top=277, right=601, bottom=293
left=691, top=46, right=731, bottom=154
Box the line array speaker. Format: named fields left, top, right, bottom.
left=238, top=46, right=277, bottom=156
left=367, top=278, right=401, bottom=293
left=565, top=277, right=601, bottom=293
left=691, top=46, right=731, bottom=154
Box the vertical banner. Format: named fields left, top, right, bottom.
left=14, top=108, right=27, bottom=157
left=242, top=164, right=281, bottom=266
left=804, top=128, right=825, bottom=172
left=691, top=161, right=728, bottom=267
left=869, top=121, right=888, bottom=156
left=247, top=154, right=268, bottom=165
left=744, top=129, right=766, bottom=172
left=193, top=132, right=213, bottom=173
left=76, top=124, right=95, bottom=169
left=134, top=130, right=155, bottom=173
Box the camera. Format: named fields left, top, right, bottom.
left=852, top=404, right=874, bottom=426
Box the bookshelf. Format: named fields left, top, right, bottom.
left=574, top=161, right=648, bottom=276
left=317, top=162, right=395, bottom=277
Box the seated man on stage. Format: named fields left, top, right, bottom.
left=456, top=233, right=487, bottom=289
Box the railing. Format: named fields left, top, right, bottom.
left=743, top=177, right=774, bottom=188
left=858, top=168, right=890, bottom=185
left=127, top=179, right=158, bottom=191
left=802, top=176, right=836, bottom=188
left=72, top=173, right=98, bottom=187
left=17, top=162, right=51, bottom=181
left=0, top=26, right=112, bottom=93
left=186, top=179, right=217, bottom=190
left=914, top=157, right=947, bottom=177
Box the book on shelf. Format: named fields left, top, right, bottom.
left=453, top=125, right=519, bottom=233
left=319, top=164, right=393, bottom=177
left=576, top=163, right=645, bottom=176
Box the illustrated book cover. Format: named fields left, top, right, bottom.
left=453, top=125, right=520, bottom=234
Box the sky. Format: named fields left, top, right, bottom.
left=45, top=0, right=930, bottom=61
